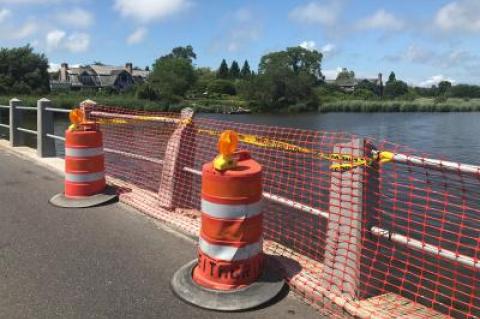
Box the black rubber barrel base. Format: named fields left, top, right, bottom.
left=49, top=186, right=118, bottom=208
left=171, top=257, right=285, bottom=311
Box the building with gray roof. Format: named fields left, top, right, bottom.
left=50, top=62, right=149, bottom=91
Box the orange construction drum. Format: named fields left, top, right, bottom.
left=64, top=128, right=106, bottom=197
left=193, top=150, right=264, bottom=290
left=50, top=110, right=117, bottom=208
left=171, top=131, right=284, bottom=311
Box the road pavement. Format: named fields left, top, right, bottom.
left=0, top=148, right=323, bottom=319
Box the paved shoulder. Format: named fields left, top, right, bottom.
left=0, top=150, right=322, bottom=319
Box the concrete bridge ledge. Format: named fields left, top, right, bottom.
left=0, top=139, right=64, bottom=176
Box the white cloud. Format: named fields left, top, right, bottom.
left=300, top=41, right=336, bottom=56
left=46, top=29, right=66, bottom=50
left=289, top=1, right=342, bottom=26
left=0, top=8, right=10, bottom=23
left=435, top=0, right=480, bottom=32
left=323, top=67, right=343, bottom=80
left=386, top=44, right=479, bottom=71
left=357, top=9, right=404, bottom=31
left=321, top=43, right=335, bottom=55
left=300, top=40, right=316, bottom=51
left=114, top=0, right=191, bottom=23
left=0, top=0, right=74, bottom=4
left=0, top=17, right=38, bottom=40
left=233, top=8, right=252, bottom=23
left=56, top=7, right=93, bottom=28
left=126, top=27, right=147, bottom=45
left=65, top=32, right=90, bottom=52
left=13, top=21, right=37, bottom=39
left=226, top=27, right=260, bottom=52
left=418, top=75, right=456, bottom=87
left=48, top=62, right=61, bottom=72
left=49, top=62, right=79, bottom=72
left=46, top=29, right=90, bottom=53
left=405, top=44, right=432, bottom=63
left=212, top=8, right=261, bottom=53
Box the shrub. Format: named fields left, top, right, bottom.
left=208, top=79, right=236, bottom=95
left=136, top=83, right=159, bottom=100
left=434, top=96, right=447, bottom=104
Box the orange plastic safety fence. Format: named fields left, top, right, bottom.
left=90, top=105, right=479, bottom=319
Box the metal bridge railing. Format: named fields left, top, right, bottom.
left=1, top=99, right=479, bottom=317
left=0, top=98, right=72, bottom=157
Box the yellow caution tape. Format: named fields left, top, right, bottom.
left=378, top=151, right=395, bottom=164
left=94, top=114, right=395, bottom=172
left=197, top=128, right=384, bottom=172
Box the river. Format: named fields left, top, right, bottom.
left=201, top=112, right=480, bottom=165
left=1, top=111, right=479, bottom=165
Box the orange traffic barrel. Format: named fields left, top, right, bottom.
left=50, top=121, right=117, bottom=208
left=171, top=149, right=284, bottom=311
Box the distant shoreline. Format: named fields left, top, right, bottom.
left=1, top=95, right=480, bottom=113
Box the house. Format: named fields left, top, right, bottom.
left=50, top=62, right=150, bottom=91
left=326, top=68, right=383, bottom=93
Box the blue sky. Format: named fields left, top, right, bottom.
left=0, top=0, right=479, bottom=86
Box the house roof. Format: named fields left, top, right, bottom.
left=57, top=63, right=149, bottom=89
left=90, top=65, right=122, bottom=76
left=132, top=69, right=149, bottom=78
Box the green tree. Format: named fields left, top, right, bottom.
left=149, top=46, right=197, bottom=100
left=448, top=84, right=480, bottom=98
left=136, top=83, right=159, bottom=100
left=168, top=45, right=197, bottom=62
left=384, top=80, right=408, bottom=98
left=249, top=46, right=322, bottom=110
left=191, top=67, right=216, bottom=95
left=259, top=46, right=323, bottom=80
left=229, top=60, right=240, bottom=79
left=356, top=79, right=381, bottom=96
left=241, top=60, right=252, bottom=78
left=336, top=68, right=355, bottom=82
left=387, top=71, right=396, bottom=84
left=438, top=81, right=452, bottom=96
left=0, top=45, right=50, bottom=94
left=217, top=59, right=229, bottom=79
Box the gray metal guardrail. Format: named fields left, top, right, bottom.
left=0, top=98, right=71, bottom=157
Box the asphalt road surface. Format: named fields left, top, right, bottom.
left=0, top=149, right=323, bottom=319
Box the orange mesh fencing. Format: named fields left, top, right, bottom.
left=90, top=105, right=479, bottom=319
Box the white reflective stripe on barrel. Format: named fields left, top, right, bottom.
left=65, top=147, right=103, bottom=157
left=65, top=171, right=105, bottom=183
left=201, top=199, right=263, bottom=219
left=199, top=237, right=262, bottom=261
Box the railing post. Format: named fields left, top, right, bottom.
left=80, top=99, right=97, bottom=120
left=158, top=108, right=195, bottom=209
left=37, top=98, right=56, bottom=157
left=9, top=98, right=23, bottom=147
left=320, top=139, right=379, bottom=300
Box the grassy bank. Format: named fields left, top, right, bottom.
left=319, top=98, right=480, bottom=112
left=2, top=95, right=480, bottom=113
left=0, top=94, right=181, bottom=112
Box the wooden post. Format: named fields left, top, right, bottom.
left=158, top=108, right=195, bottom=209
left=9, top=98, right=23, bottom=147
left=37, top=98, right=56, bottom=157
left=321, top=139, right=379, bottom=300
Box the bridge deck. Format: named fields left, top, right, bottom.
left=0, top=145, right=321, bottom=319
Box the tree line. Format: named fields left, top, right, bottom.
left=1, top=44, right=480, bottom=112
left=128, top=45, right=480, bottom=111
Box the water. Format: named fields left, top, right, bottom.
left=1, top=111, right=479, bottom=165
left=200, top=112, right=480, bottom=165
